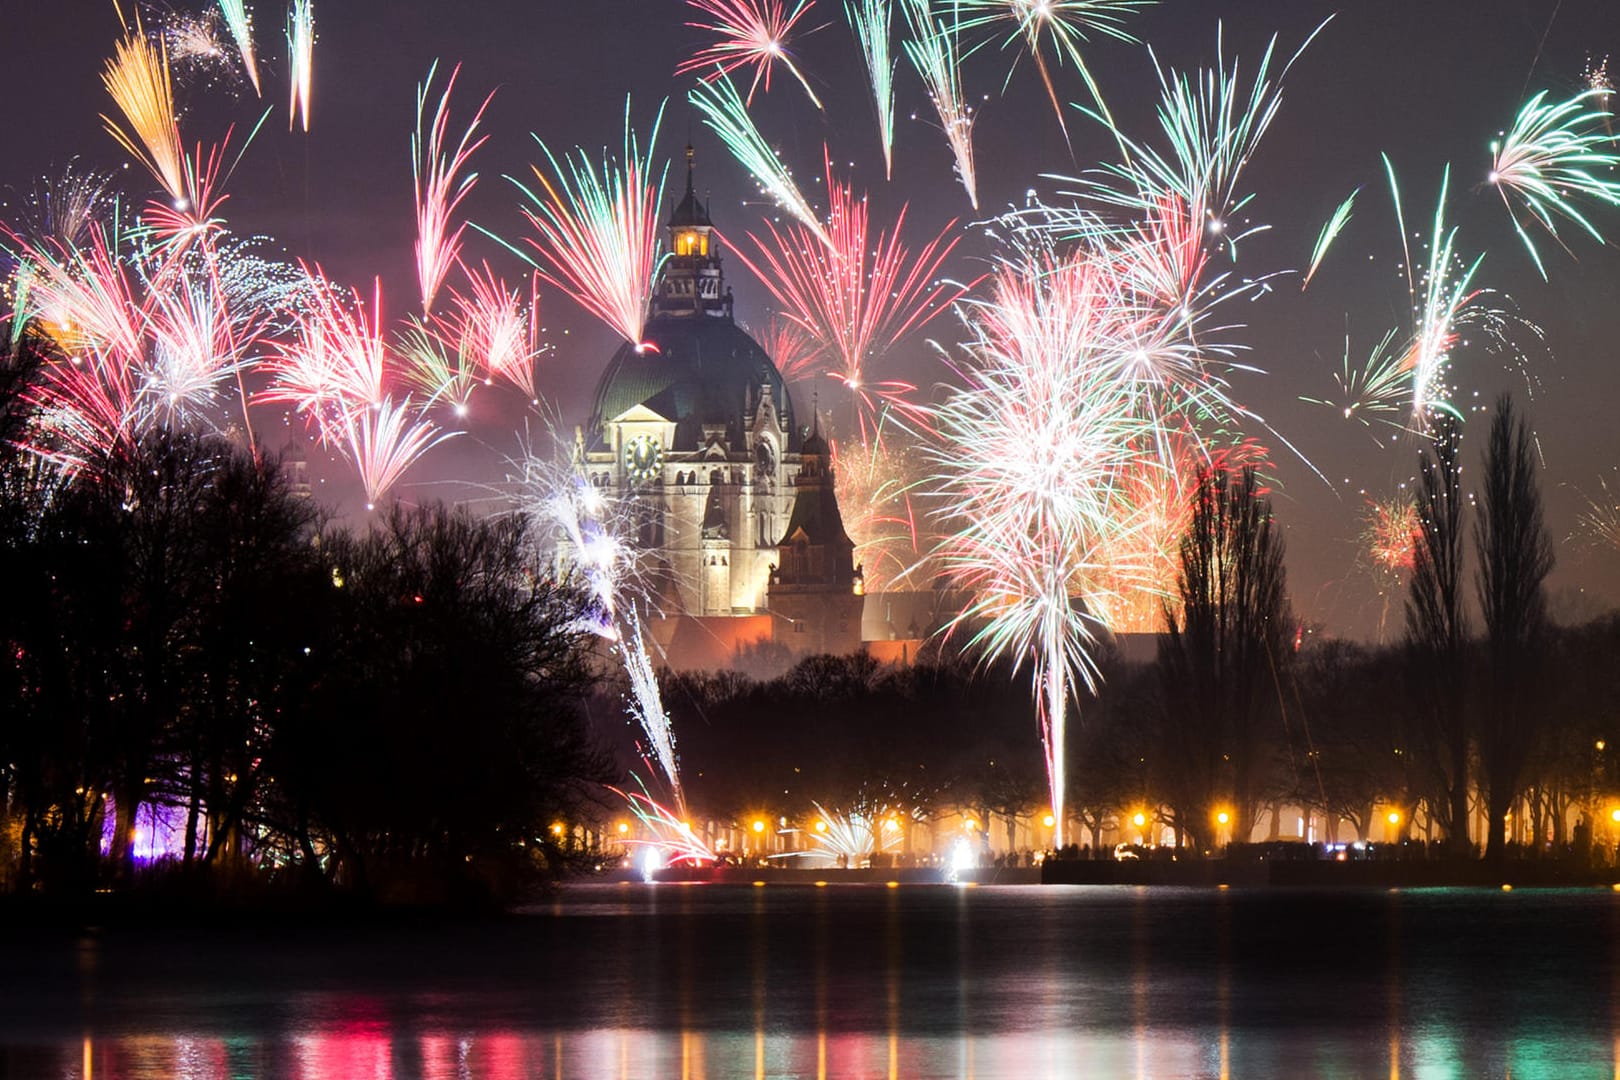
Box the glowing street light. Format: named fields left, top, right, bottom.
left=1042, top=814, right=1056, bottom=828
left=1387, top=811, right=1402, bottom=826
left=1132, top=812, right=1147, bottom=828
left=1216, top=810, right=1231, bottom=826
left=751, top=819, right=767, bottom=834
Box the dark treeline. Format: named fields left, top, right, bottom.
left=0, top=337, right=607, bottom=904
left=663, top=400, right=1620, bottom=863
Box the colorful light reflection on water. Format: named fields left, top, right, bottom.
left=6, top=885, right=1620, bottom=1078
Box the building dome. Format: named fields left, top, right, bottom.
left=587, top=313, right=800, bottom=453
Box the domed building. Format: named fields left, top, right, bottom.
left=577, top=149, right=864, bottom=667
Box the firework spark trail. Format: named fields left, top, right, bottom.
left=844, top=0, right=896, bottom=178
left=450, top=263, right=541, bottom=401
left=728, top=152, right=965, bottom=431
left=287, top=0, right=314, bottom=132
left=901, top=0, right=978, bottom=210
left=13, top=164, right=114, bottom=249
left=926, top=253, right=1154, bottom=846
left=1489, top=87, right=1620, bottom=279
left=676, top=0, right=825, bottom=109
left=689, top=72, right=828, bottom=244
left=620, top=610, right=683, bottom=811
left=413, top=62, right=494, bottom=315
left=1303, top=189, right=1357, bottom=290
left=958, top=0, right=1152, bottom=147
left=13, top=224, right=148, bottom=364
left=164, top=10, right=232, bottom=80
left=102, top=26, right=187, bottom=206
left=215, top=0, right=261, bottom=93
left=513, top=444, right=685, bottom=805
left=505, top=98, right=668, bottom=346
left=139, top=260, right=247, bottom=426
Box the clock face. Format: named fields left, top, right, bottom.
left=623, top=434, right=664, bottom=483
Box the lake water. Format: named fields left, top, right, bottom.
left=0, top=882, right=1615, bottom=1078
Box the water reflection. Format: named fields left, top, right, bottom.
left=6, top=885, right=1620, bottom=1079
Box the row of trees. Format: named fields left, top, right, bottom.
left=0, top=337, right=608, bottom=900
left=665, top=395, right=1611, bottom=862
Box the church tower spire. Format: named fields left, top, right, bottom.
left=652, top=143, right=732, bottom=320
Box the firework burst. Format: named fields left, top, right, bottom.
left=342, top=395, right=453, bottom=509
left=676, top=0, right=825, bottom=109
left=413, top=62, right=494, bottom=315
left=926, top=253, right=1154, bottom=846
left=902, top=0, right=978, bottom=210
left=689, top=71, right=828, bottom=244
left=1303, top=188, right=1357, bottom=290
left=844, top=0, right=897, bottom=178
left=729, top=152, right=964, bottom=431
left=287, top=0, right=314, bottom=132
left=216, top=0, right=261, bottom=94
left=507, top=98, right=669, bottom=346
left=101, top=24, right=187, bottom=206
left=958, top=0, right=1152, bottom=146
left=449, top=263, right=543, bottom=402
left=1489, top=87, right=1620, bottom=279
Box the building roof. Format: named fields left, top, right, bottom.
left=668, top=144, right=711, bottom=228
left=587, top=314, right=800, bottom=454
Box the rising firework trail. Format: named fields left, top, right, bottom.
left=689, top=71, right=829, bottom=244
left=413, top=62, right=494, bottom=315
left=902, top=0, right=978, bottom=210
left=1488, top=87, right=1620, bottom=279
left=504, top=98, right=669, bottom=346
left=676, top=0, right=825, bottom=109
left=844, top=0, right=896, bottom=178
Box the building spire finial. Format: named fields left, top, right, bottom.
left=684, top=142, right=696, bottom=200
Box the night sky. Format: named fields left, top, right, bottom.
left=6, top=0, right=1620, bottom=640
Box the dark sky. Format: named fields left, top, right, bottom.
left=6, top=0, right=1620, bottom=639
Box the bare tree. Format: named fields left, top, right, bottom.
left=1475, top=394, right=1554, bottom=862
left=1403, top=414, right=1472, bottom=853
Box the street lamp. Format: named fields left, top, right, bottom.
left=1387, top=810, right=1401, bottom=826
left=1042, top=814, right=1055, bottom=828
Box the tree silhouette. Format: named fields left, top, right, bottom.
left=1475, top=394, right=1554, bottom=863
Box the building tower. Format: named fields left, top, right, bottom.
left=768, top=414, right=865, bottom=656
